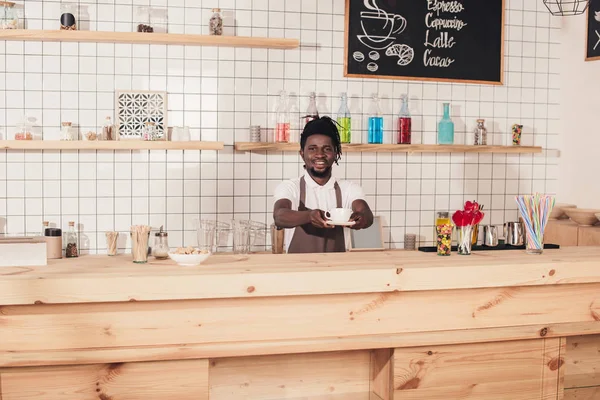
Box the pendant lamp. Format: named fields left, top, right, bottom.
left=543, top=0, right=590, bottom=15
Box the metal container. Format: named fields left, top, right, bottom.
left=504, top=221, right=524, bottom=246
left=483, top=225, right=499, bottom=247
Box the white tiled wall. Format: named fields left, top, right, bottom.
left=0, top=0, right=560, bottom=252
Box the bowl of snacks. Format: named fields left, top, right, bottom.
left=168, top=246, right=211, bottom=266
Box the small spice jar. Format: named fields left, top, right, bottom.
left=14, top=117, right=32, bottom=140
left=1, top=2, right=18, bottom=30
left=152, top=226, right=170, bottom=260
left=136, top=6, right=153, bottom=33
left=473, top=119, right=487, bottom=146
left=60, top=2, right=77, bottom=30
left=60, top=122, right=75, bottom=140
left=65, top=221, right=79, bottom=258
left=142, top=121, right=156, bottom=141
left=209, top=8, right=223, bottom=36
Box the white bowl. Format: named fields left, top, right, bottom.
left=168, top=250, right=211, bottom=266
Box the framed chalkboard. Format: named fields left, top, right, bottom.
left=344, top=0, right=505, bottom=84
left=349, top=216, right=385, bottom=251
left=587, top=0, right=600, bottom=61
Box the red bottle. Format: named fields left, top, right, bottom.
left=397, top=94, right=411, bottom=144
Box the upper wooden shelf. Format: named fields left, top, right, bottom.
left=0, top=140, right=224, bottom=151
left=235, top=142, right=543, bottom=154
left=0, top=29, right=299, bottom=49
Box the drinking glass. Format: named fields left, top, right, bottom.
left=232, top=219, right=251, bottom=254
left=195, top=219, right=216, bottom=252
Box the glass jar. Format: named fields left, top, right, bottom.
left=435, top=211, right=452, bottom=256
left=474, top=119, right=487, bottom=145
left=14, top=117, right=32, bottom=140
left=1, top=2, right=18, bottom=30
left=65, top=221, right=79, bottom=258
left=152, top=226, right=170, bottom=259
left=209, top=8, right=223, bottom=35
left=136, top=6, right=153, bottom=33
left=60, top=122, right=75, bottom=140
left=60, top=2, right=77, bottom=30
left=142, top=121, right=156, bottom=141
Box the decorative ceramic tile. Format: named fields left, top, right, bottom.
left=115, top=91, right=168, bottom=139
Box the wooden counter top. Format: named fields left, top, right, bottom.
left=1, top=247, right=599, bottom=305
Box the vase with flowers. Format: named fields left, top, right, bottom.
left=452, top=201, right=485, bottom=255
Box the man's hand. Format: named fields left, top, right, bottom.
left=309, top=209, right=334, bottom=229
left=349, top=211, right=369, bottom=230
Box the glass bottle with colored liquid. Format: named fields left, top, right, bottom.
left=275, top=91, right=290, bottom=143
left=304, top=92, right=319, bottom=126
left=368, top=94, right=383, bottom=144
left=337, top=92, right=351, bottom=144
left=397, top=94, right=411, bottom=144
left=435, top=211, right=452, bottom=256
left=437, top=102, right=454, bottom=145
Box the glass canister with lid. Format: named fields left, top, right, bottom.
left=1, top=1, right=18, bottom=29
left=152, top=226, right=170, bottom=260
left=60, top=122, right=76, bottom=140
left=209, top=8, right=223, bottom=35
left=14, top=116, right=32, bottom=140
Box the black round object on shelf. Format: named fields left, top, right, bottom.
left=60, top=13, right=76, bottom=28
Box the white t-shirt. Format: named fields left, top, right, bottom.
left=273, top=171, right=366, bottom=252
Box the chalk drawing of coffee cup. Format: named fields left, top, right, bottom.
left=595, top=11, right=600, bottom=22
left=360, top=11, right=406, bottom=38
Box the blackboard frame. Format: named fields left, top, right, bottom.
left=586, top=0, right=600, bottom=61
left=343, top=0, right=506, bottom=85
left=349, top=216, right=385, bottom=252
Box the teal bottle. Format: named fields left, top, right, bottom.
left=437, top=103, right=454, bottom=145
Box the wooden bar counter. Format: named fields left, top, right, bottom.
left=0, top=248, right=599, bottom=399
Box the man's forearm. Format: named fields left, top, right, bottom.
left=273, top=208, right=312, bottom=229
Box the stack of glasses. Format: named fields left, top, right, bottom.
left=250, top=125, right=261, bottom=142
left=404, top=233, right=416, bottom=250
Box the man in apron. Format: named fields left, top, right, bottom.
left=273, top=117, right=374, bottom=253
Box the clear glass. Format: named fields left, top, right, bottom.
left=474, top=119, right=487, bottom=145
left=305, top=92, right=319, bottom=125
left=1, top=4, right=18, bottom=29
left=337, top=93, right=351, bottom=144
left=60, top=123, right=75, bottom=141
left=152, top=235, right=170, bottom=259
left=232, top=220, right=251, bottom=254
left=397, top=94, right=411, bottom=144
left=525, top=226, right=544, bottom=255
left=436, top=224, right=452, bottom=256
left=438, top=103, right=454, bottom=145
left=368, top=95, right=383, bottom=144
left=136, top=6, right=153, bottom=32
left=209, top=8, right=223, bottom=35
left=60, top=2, right=77, bottom=30
left=130, top=230, right=150, bottom=263
left=142, top=123, right=156, bottom=141
left=172, top=126, right=191, bottom=141
left=457, top=225, right=473, bottom=255
left=65, top=223, right=79, bottom=258
left=105, top=231, right=119, bottom=256
left=195, top=219, right=216, bottom=252
left=275, top=91, right=290, bottom=143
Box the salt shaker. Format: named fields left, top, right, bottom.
left=474, top=119, right=487, bottom=145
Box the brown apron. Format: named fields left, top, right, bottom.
left=287, top=177, right=346, bottom=254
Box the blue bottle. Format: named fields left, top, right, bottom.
left=368, top=95, right=383, bottom=144
left=437, top=102, right=454, bottom=145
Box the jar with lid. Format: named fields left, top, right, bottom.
left=14, top=116, right=32, bottom=140
left=136, top=6, right=153, bottom=32
left=152, top=226, right=170, bottom=259
left=142, top=121, right=156, bottom=141
left=65, top=221, right=79, bottom=258
left=209, top=8, right=223, bottom=35
left=1, top=2, right=18, bottom=30
left=60, top=2, right=77, bottom=30
left=473, top=119, right=487, bottom=145
left=60, top=122, right=75, bottom=140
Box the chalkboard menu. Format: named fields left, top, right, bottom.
left=344, top=0, right=505, bottom=84
left=587, top=0, right=600, bottom=61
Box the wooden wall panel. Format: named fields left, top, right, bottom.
left=370, top=349, right=393, bottom=400
left=0, top=359, right=209, bottom=400
left=546, top=220, right=579, bottom=247
left=209, top=351, right=371, bottom=399
left=393, top=338, right=563, bottom=400
left=565, top=334, right=600, bottom=391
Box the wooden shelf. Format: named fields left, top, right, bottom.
left=235, top=142, right=543, bottom=154
left=0, top=140, right=224, bottom=151
left=0, top=29, right=299, bottom=49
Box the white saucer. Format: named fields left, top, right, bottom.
left=326, top=220, right=356, bottom=227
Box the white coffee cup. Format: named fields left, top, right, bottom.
left=326, top=208, right=353, bottom=223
